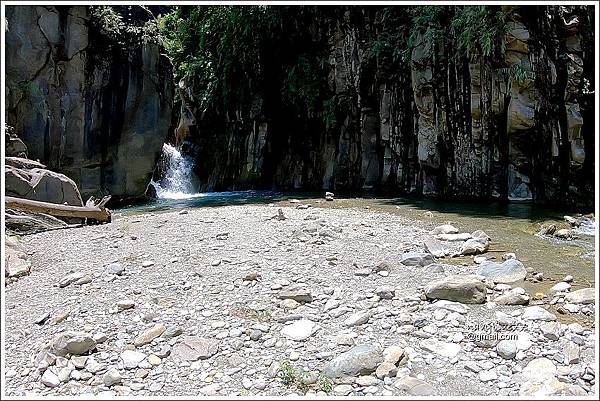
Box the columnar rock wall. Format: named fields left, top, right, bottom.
left=175, top=5, right=593, bottom=206
left=5, top=5, right=174, bottom=201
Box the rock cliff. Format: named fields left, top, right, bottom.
left=5, top=5, right=174, bottom=201
left=171, top=5, right=594, bottom=207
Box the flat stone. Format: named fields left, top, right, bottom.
left=116, top=300, right=135, bottom=311
left=323, top=344, right=382, bottom=378
left=424, top=274, right=486, bottom=304
left=419, top=338, right=461, bottom=358
left=278, top=287, right=313, bottom=303
left=436, top=233, right=472, bottom=241
left=161, top=326, right=183, bottom=339
left=171, top=336, right=219, bottom=361
left=494, top=289, right=530, bottom=305
left=479, top=370, right=498, bottom=382
left=423, top=238, right=449, bottom=257
left=344, top=311, right=370, bottom=327
left=564, top=288, right=594, bottom=304
left=550, top=282, right=571, bottom=293
left=134, top=324, right=166, bottom=347
left=58, top=272, right=85, bottom=288
left=280, top=319, right=318, bottom=341
left=522, top=306, right=556, bottom=321
left=393, top=375, right=435, bottom=396
left=425, top=300, right=469, bottom=314
left=430, top=225, right=459, bottom=235
left=400, top=252, right=434, bottom=267
left=120, top=350, right=146, bottom=369
left=477, top=259, right=527, bottom=284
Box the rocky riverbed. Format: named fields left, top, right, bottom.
left=3, top=204, right=596, bottom=396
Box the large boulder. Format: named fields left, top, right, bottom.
left=5, top=165, right=83, bottom=206
left=476, top=259, right=527, bottom=284
left=564, top=288, right=595, bottom=304
left=424, top=275, right=487, bottom=304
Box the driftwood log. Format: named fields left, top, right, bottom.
left=5, top=195, right=112, bottom=224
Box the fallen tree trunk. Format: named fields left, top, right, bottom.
left=5, top=196, right=112, bottom=223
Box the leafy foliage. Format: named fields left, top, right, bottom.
left=451, top=6, right=510, bottom=60
left=90, top=6, right=160, bottom=46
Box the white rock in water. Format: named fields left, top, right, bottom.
left=280, top=319, right=317, bottom=341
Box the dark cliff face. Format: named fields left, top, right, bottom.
left=173, top=5, right=594, bottom=207
left=5, top=5, right=174, bottom=201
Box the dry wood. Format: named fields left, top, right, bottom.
left=5, top=196, right=112, bottom=223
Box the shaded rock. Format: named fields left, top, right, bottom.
left=476, top=259, right=527, bottom=284
left=49, top=331, right=96, bottom=356
left=323, top=344, right=382, bottom=378
left=400, top=252, right=434, bottom=267
left=424, top=275, right=486, bottom=304
left=423, top=238, right=449, bottom=257
left=171, top=336, right=219, bottom=361
left=278, top=287, right=313, bottom=303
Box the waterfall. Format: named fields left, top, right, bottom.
left=150, top=144, right=203, bottom=199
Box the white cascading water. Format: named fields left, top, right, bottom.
left=150, top=144, right=203, bottom=199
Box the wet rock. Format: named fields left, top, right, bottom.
left=323, top=344, right=382, bottom=378
left=424, top=275, right=486, bottom=304
left=171, top=336, right=219, bottom=361
left=555, top=229, right=573, bottom=239
left=400, top=252, right=434, bottom=267
left=436, top=233, right=472, bottom=241
left=476, top=259, right=527, bottom=283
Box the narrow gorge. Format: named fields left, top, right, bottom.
left=5, top=4, right=595, bottom=207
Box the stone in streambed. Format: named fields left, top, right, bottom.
left=430, top=225, right=459, bottom=235
left=461, top=238, right=489, bottom=255
left=400, top=252, right=434, bottom=267
left=171, top=336, right=219, bottom=361
left=476, top=259, right=527, bottom=284
left=424, top=275, right=486, bottom=304
left=564, top=288, right=594, bottom=304
left=49, top=331, right=96, bottom=356
left=393, top=376, right=435, bottom=396
left=280, top=319, right=318, bottom=341
left=278, top=286, right=313, bottom=303
left=323, top=344, right=382, bottom=378
left=134, top=324, right=166, bottom=347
